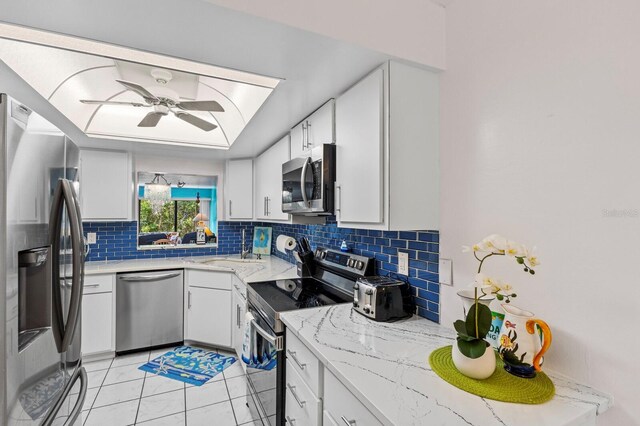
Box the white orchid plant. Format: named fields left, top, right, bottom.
left=455, top=234, right=540, bottom=359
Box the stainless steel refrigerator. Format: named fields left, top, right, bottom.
left=1, top=93, right=87, bottom=425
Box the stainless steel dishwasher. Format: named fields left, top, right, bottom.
left=116, top=270, right=184, bottom=353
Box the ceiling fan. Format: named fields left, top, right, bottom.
left=80, top=70, right=224, bottom=132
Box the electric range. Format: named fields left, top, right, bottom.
left=245, top=248, right=374, bottom=426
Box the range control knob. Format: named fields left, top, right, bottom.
left=353, top=301, right=359, bottom=307
left=356, top=261, right=365, bottom=270
left=320, top=251, right=327, bottom=259
left=363, top=306, right=370, bottom=314
left=347, top=259, right=355, bottom=267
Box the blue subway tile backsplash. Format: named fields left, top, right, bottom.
left=83, top=217, right=439, bottom=323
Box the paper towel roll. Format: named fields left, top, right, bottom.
left=276, top=234, right=297, bottom=254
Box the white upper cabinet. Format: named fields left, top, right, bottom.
left=335, top=69, right=384, bottom=224
left=290, top=99, right=335, bottom=159
left=79, top=150, right=131, bottom=221
left=335, top=61, right=439, bottom=231
left=254, top=135, right=290, bottom=221
left=226, top=159, right=253, bottom=220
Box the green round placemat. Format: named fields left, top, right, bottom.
left=429, top=345, right=555, bottom=404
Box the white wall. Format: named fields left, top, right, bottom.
left=203, top=0, right=446, bottom=69
left=440, top=1, right=640, bottom=423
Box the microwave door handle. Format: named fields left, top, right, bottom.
left=300, top=157, right=310, bottom=206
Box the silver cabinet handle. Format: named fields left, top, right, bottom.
left=264, top=196, right=267, bottom=216
left=229, top=199, right=233, bottom=217
left=84, top=283, right=101, bottom=288
left=286, top=383, right=306, bottom=408
left=301, top=122, right=307, bottom=150
left=286, top=415, right=296, bottom=425
left=287, top=349, right=306, bottom=370
left=341, top=416, right=356, bottom=425
left=335, top=183, right=341, bottom=217
left=188, top=291, right=192, bottom=309
left=266, top=196, right=270, bottom=216
left=306, top=120, right=312, bottom=149
left=236, top=305, right=240, bottom=327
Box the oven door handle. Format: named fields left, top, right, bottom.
left=300, top=157, right=311, bottom=206
left=251, top=318, right=277, bottom=346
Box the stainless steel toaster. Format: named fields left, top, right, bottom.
left=352, top=276, right=414, bottom=321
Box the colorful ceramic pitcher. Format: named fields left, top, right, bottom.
left=497, top=304, right=552, bottom=378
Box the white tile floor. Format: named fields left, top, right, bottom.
left=77, top=347, right=271, bottom=426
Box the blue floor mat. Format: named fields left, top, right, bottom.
left=139, top=345, right=236, bottom=386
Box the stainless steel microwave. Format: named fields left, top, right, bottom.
left=282, top=144, right=336, bottom=216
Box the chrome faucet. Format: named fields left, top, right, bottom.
left=241, top=229, right=251, bottom=259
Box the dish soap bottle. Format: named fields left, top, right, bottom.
left=340, top=240, right=350, bottom=252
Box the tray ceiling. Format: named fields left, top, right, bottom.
left=0, top=26, right=280, bottom=149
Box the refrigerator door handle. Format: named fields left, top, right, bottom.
left=49, top=179, right=85, bottom=354
left=49, top=180, right=65, bottom=353
left=60, top=179, right=84, bottom=353
left=41, top=366, right=88, bottom=426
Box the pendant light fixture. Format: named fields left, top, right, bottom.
left=145, top=173, right=171, bottom=214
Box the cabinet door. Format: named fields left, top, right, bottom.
left=187, top=286, right=231, bottom=347
left=266, top=135, right=291, bottom=221
left=307, top=100, right=334, bottom=152
left=231, top=289, right=246, bottom=359
left=254, top=152, right=269, bottom=220
left=290, top=122, right=306, bottom=160
left=227, top=159, right=253, bottom=220
left=79, top=150, right=130, bottom=220
left=335, top=68, right=384, bottom=225
left=81, top=292, right=113, bottom=355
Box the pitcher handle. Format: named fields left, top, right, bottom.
left=526, top=319, right=552, bottom=372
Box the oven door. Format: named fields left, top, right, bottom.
left=245, top=305, right=284, bottom=426
left=282, top=146, right=329, bottom=215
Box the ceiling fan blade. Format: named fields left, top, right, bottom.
left=176, top=100, right=225, bottom=112
left=138, top=112, right=165, bottom=127
left=116, top=80, right=159, bottom=103
left=175, top=112, right=218, bottom=131
left=80, top=100, right=148, bottom=107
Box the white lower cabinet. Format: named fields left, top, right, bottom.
left=324, top=368, right=383, bottom=426
left=186, top=286, right=231, bottom=347
left=81, top=274, right=115, bottom=356
left=185, top=270, right=232, bottom=348
left=286, top=329, right=382, bottom=426
left=231, top=277, right=246, bottom=360
left=285, top=360, right=322, bottom=426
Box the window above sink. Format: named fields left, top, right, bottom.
left=136, top=172, right=218, bottom=249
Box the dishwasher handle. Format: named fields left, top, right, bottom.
left=119, top=272, right=182, bottom=282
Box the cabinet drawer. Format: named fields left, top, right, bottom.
left=324, top=369, right=383, bottom=426
left=83, top=274, right=114, bottom=294
left=187, top=270, right=231, bottom=290
left=285, top=359, right=321, bottom=426
left=286, top=330, right=322, bottom=396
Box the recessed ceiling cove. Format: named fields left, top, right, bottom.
left=0, top=25, right=280, bottom=149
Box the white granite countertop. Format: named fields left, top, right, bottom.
left=84, top=254, right=298, bottom=283
left=281, top=304, right=613, bottom=426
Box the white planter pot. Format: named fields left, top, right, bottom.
left=451, top=342, right=496, bottom=379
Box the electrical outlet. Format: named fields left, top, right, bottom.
left=87, top=233, right=97, bottom=244
left=439, top=258, right=452, bottom=286
left=398, top=251, right=409, bottom=276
